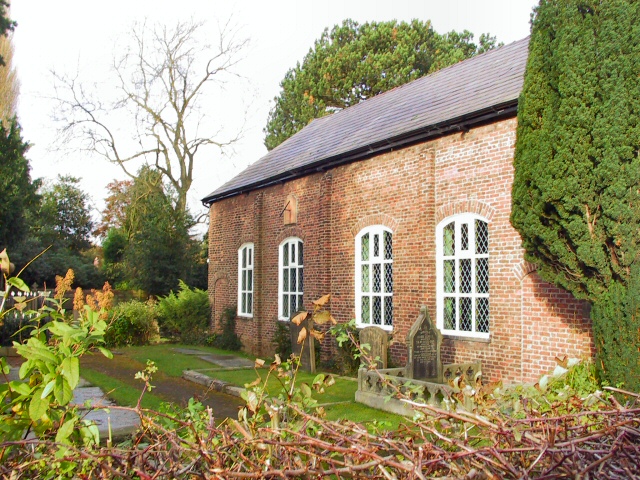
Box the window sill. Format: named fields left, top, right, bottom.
left=442, top=334, right=490, bottom=343
left=237, top=314, right=253, bottom=320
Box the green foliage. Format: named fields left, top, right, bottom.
left=0, top=119, right=39, bottom=251
left=122, top=166, right=199, bottom=296
left=272, top=320, right=292, bottom=359
left=328, top=319, right=361, bottom=375
left=105, top=300, right=159, bottom=347
left=512, top=0, right=640, bottom=300
left=591, top=266, right=640, bottom=393
left=0, top=262, right=112, bottom=451
left=264, top=19, right=498, bottom=150
left=213, top=307, right=242, bottom=351
left=156, top=280, right=210, bottom=344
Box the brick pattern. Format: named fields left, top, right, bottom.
left=208, top=117, right=594, bottom=383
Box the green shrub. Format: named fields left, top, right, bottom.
left=213, top=307, right=242, bottom=351
left=591, top=266, right=640, bottom=393
left=272, top=320, right=292, bottom=359
left=105, top=300, right=159, bottom=347
left=156, top=280, right=210, bottom=344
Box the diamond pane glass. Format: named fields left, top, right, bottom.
left=248, top=248, right=252, bottom=266
left=372, top=296, right=381, bottom=325
left=242, top=293, right=247, bottom=312
left=460, top=297, right=472, bottom=331
left=443, top=222, right=455, bottom=256
left=476, top=220, right=488, bottom=255
left=248, top=270, right=253, bottom=290
left=283, top=244, right=289, bottom=266
left=241, top=271, right=246, bottom=290
left=460, top=259, right=472, bottom=293
left=384, top=231, right=393, bottom=260
left=461, top=223, right=469, bottom=251
left=283, top=295, right=289, bottom=318
left=373, top=234, right=379, bottom=257
left=247, top=294, right=252, bottom=314
left=298, top=268, right=303, bottom=291
left=384, top=263, right=393, bottom=293
left=361, top=234, right=369, bottom=261
left=444, top=260, right=455, bottom=293
left=384, top=297, right=393, bottom=326
left=476, top=258, right=489, bottom=294
left=361, top=297, right=370, bottom=325
left=283, top=268, right=289, bottom=290
left=242, top=248, right=247, bottom=268
left=291, top=243, right=296, bottom=264
left=298, top=242, right=303, bottom=265
left=477, top=298, right=489, bottom=333
left=361, top=265, right=370, bottom=292
left=298, top=295, right=303, bottom=310
left=290, top=295, right=296, bottom=317
left=373, top=264, right=381, bottom=293
left=290, top=269, right=296, bottom=291
left=444, top=297, right=456, bottom=330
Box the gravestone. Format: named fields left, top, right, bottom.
left=359, top=326, right=388, bottom=369
left=289, top=316, right=316, bottom=373
left=406, top=306, right=442, bottom=382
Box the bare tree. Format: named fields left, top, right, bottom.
left=53, top=19, right=248, bottom=214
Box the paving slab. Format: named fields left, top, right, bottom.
left=197, top=354, right=254, bottom=368
left=72, top=387, right=140, bottom=441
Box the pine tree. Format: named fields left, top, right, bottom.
left=511, top=0, right=640, bottom=390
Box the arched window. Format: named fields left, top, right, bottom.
left=279, top=238, right=304, bottom=320
left=436, top=215, right=489, bottom=338
left=355, top=226, right=393, bottom=330
left=237, top=243, right=254, bottom=317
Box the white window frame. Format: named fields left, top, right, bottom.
left=436, top=214, right=489, bottom=339
left=355, top=225, right=393, bottom=331
left=237, top=243, right=254, bottom=318
left=278, top=237, right=304, bottom=320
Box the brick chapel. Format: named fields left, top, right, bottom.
left=202, top=37, right=594, bottom=383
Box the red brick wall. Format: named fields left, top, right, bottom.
left=208, top=117, right=594, bottom=383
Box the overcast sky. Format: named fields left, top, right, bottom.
left=11, top=0, right=538, bottom=231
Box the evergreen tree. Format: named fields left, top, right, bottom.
left=512, top=0, right=640, bottom=390
left=264, top=19, right=497, bottom=150
left=0, top=119, right=38, bottom=251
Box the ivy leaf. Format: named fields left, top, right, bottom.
left=61, top=357, right=79, bottom=390
left=29, top=388, right=49, bottom=421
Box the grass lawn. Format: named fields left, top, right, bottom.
left=114, top=344, right=253, bottom=377
left=80, top=368, right=165, bottom=410
left=83, top=343, right=408, bottom=429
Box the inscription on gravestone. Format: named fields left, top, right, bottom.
left=289, top=316, right=316, bottom=373
left=359, top=326, right=388, bottom=370
left=406, top=306, right=442, bottom=381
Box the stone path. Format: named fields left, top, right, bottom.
left=172, top=348, right=255, bottom=368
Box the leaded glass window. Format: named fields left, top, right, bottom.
left=356, top=226, right=393, bottom=330
left=279, top=238, right=304, bottom=320
left=437, top=215, right=489, bottom=337
left=238, top=243, right=254, bottom=317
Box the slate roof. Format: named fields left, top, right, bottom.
left=203, top=36, right=530, bottom=205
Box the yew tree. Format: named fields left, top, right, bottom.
left=511, top=0, right=640, bottom=390
left=264, top=19, right=497, bottom=150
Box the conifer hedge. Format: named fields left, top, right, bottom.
left=511, top=0, right=640, bottom=390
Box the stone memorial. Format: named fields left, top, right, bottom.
left=289, top=315, right=316, bottom=373
left=359, top=326, right=388, bottom=369
left=406, top=306, right=443, bottom=382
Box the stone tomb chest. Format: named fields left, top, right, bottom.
left=355, top=306, right=482, bottom=416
